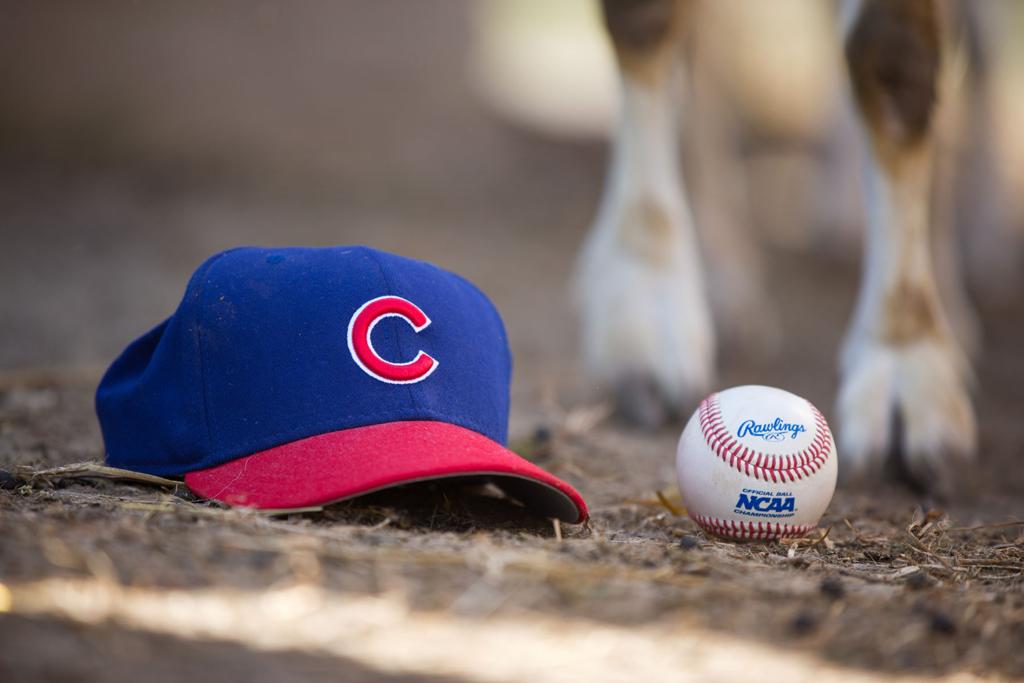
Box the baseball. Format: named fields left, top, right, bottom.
left=676, top=385, right=837, bottom=541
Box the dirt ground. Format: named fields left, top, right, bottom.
left=1, top=2, right=1023, bottom=681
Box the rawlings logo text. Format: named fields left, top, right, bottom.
left=736, top=418, right=806, bottom=442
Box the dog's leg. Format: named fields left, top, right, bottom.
left=839, top=0, right=976, bottom=494
left=577, top=0, right=713, bottom=426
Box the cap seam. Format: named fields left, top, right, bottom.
left=193, top=249, right=239, bottom=456
left=364, top=249, right=421, bottom=412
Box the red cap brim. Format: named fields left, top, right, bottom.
left=184, top=421, right=588, bottom=523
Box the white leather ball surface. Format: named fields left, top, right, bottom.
left=676, top=385, right=837, bottom=541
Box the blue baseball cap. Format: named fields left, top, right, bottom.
left=96, top=246, right=587, bottom=522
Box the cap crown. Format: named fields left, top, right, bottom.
left=97, top=246, right=512, bottom=475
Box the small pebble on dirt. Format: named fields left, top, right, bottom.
left=790, top=612, right=818, bottom=636
left=905, top=571, right=932, bottom=591
left=819, top=576, right=844, bottom=600
left=929, top=612, right=957, bottom=636
left=0, top=470, right=23, bottom=490
left=521, top=425, right=554, bottom=461
left=532, top=425, right=552, bottom=443
left=678, top=536, right=700, bottom=550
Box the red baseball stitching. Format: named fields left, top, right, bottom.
left=697, top=394, right=832, bottom=483
left=691, top=513, right=815, bottom=541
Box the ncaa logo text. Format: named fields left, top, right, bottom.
left=734, top=488, right=796, bottom=517
left=347, top=295, right=439, bottom=384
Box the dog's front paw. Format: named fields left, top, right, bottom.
left=576, top=197, right=715, bottom=425
left=837, top=336, right=976, bottom=496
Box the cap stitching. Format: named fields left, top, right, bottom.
left=193, top=249, right=241, bottom=455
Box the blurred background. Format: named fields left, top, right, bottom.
left=3, top=5, right=1024, bottom=679
left=1, top=0, right=1023, bottom=426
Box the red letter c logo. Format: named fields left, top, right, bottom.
left=347, top=296, right=439, bottom=384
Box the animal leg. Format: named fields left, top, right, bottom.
left=577, top=0, right=713, bottom=426
left=838, top=0, right=976, bottom=495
